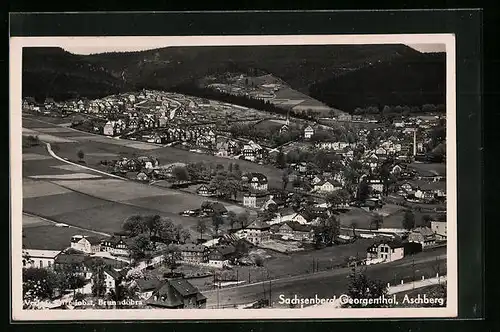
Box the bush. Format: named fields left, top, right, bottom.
left=254, top=255, right=264, bottom=267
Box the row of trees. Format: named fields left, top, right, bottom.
left=122, top=215, right=191, bottom=262
left=170, top=82, right=319, bottom=121
left=353, top=104, right=446, bottom=116
left=194, top=210, right=250, bottom=242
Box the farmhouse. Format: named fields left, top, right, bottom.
left=22, top=249, right=61, bottom=269
left=277, top=222, right=314, bottom=241
left=196, top=184, right=217, bottom=197
left=208, top=245, right=237, bottom=267
left=237, top=220, right=271, bottom=245
left=313, top=180, right=342, bottom=193
left=100, top=236, right=131, bottom=257
left=304, top=126, right=315, bottom=139
left=431, top=220, right=447, bottom=240
left=70, top=235, right=101, bottom=254
left=242, top=173, right=268, bottom=191
left=131, top=275, right=163, bottom=300
left=201, top=201, right=228, bottom=216
left=408, top=226, right=436, bottom=248
left=102, top=267, right=123, bottom=294
left=271, top=212, right=309, bottom=225
left=177, top=244, right=209, bottom=264
left=260, top=194, right=285, bottom=211
left=146, top=278, right=207, bottom=309
left=366, top=241, right=404, bottom=263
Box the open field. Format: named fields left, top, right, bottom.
left=23, top=179, right=73, bottom=199
left=23, top=224, right=106, bottom=250
left=23, top=191, right=110, bottom=217
left=23, top=114, right=286, bottom=188
left=22, top=213, right=52, bottom=228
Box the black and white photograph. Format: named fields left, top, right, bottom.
left=10, top=34, right=457, bottom=320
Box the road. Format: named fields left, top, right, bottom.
left=203, top=247, right=446, bottom=308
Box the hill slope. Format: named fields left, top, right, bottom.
left=309, top=52, right=446, bottom=112
left=22, top=47, right=130, bottom=102
left=22, top=45, right=445, bottom=113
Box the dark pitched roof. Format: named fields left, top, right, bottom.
left=104, top=267, right=122, bottom=280
left=135, top=276, right=162, bottom=292
left=146, top=281, right=184, bottom=308
left=169, top=278, right=200, bottom=297
left=55, top=253, right=88, bottom=265
left=215, top=245, right=236, bottom=256
left=177, top=244, right=207, bottom=252
left=246, top=220, right=271, bottom=230
left=283, top=221, right=312, bottom=232
left=244, top=173, right=268, bottom=183
left=85, top=236, right=102, bottom=245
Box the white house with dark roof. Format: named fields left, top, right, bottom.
left=408, top=226, right=436, bottom=247
left=70, top=235, right=101, bottom=254
left=22, top=249, right=61, bottom=269
left=366, top=241, right=405, bottom=263
left=304, top=126, right=315, bottom=139
left=242, top=173, right=268, bottom=191
left=313, top=180, right=342, bottom=193
left=177, top=244, right=209, bottom=264
left=236, top=220, right=271, bottom=245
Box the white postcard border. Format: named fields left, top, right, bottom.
left=10, top=33, right=457, bottom=321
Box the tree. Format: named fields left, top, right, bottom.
left=172, top=166, right=190, bottom=182
left=125, top=269, right=144, bottom=282
left=144, top=214, right=163, bottom=238
left=23, top=268, right=59, bottom=306
left=237, top=211, right=250, bottom=228
left=157, top=217, right=177, bottom=244
left=370, top=214, right=383, bottom=230
left=128, top=234, right=154, bottom=263
left=77, top=149, right=85, bottom=161
left=357, top=180, right=370, bottom=201
left=267, top=203, right=278, bottom=214
left=226, top=211, right=238, bottom=230
left=212, top=213, right=224, bottom=236
left=403, top=210, right=416, bottom=230
left=320, top=215, right=340, bottom=245
left=196, top=219, right=208, bottom=240
left=281, top=171, right=289, bottom=190
left=88, top=259, right=107, bottom=297
left=173, top=224, right=191, bottom=244
left=343, top=267, right=389, bottom=308
left=122, top=215, right=146, bottom=236
left=163, top=245, right=180, bottom=274
left=422, top=214, right=433, bottom=227
left=277, top=150, right=286, bottom=169
left=56, top=264, right=86, bottom=296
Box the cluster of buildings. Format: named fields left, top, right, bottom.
left=365, top=219, right=447, bottom=265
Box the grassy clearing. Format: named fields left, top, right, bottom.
left=23, top=191, right=110, bottom=217
left=22, top=225, right=105, bottom=250
left=261, top=238, right=377, bottom=279
left=22, top=180, right=73, bottom=199
left=22, top=214, right=52, bottom=228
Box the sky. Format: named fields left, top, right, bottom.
left=61, top=43, right=446, bottom=55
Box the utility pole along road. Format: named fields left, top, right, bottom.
left=203, top=248, right=446, bottom=308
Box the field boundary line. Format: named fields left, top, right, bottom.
left=22, top=212, right=111, bottom=237
left=45, top=143, right=127, bottom=180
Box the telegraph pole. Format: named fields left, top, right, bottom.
left=269, top=280, right=272, bottom=308
left=412, top=256, right=415, bottom=289
left=217, top=281, right=220, bottom=309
